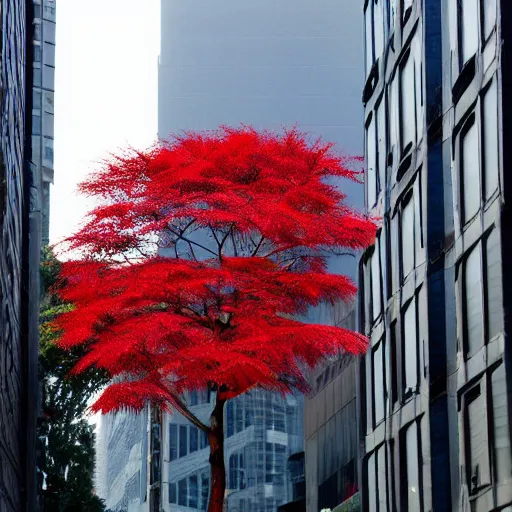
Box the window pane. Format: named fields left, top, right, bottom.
left=201, top=473, right=210, bottom=511
left=189, top=475, right=198, bottom=508
left=400, top=54, right=416, bottom=152
left=461, top=118, right=480, bottom=222
left=373, top=342, right=385, bottom=425
left=491, top=365, right=512, bottom=500
left=374, top=0, right=385, bottom=60
left=179, top=425, right=187, bottom=457
left=366, top=351, right=373, bottom=433
left=405, top=423, right=420, bottom=512
left=190, top=426, right=198, bottom=453
left=365, top=6, right=374, bottom=76
left=380, top=227, right=387, bottom=301
left=235, top=400, right=243, bottom=433
left=401, top=197, right=415, bottom=279
left=33, top=90, right=42, bottom=109
left=367, top=117, right=377, bottom=208
left=169, top=424, right=178, bottom=461
left=467, top=390, right=491, bottom=490
left=368, top=453, right=377, bottom=512
left=377, top=444, right=388, bottom=510
left=390, top=216, right=398, bottom=296
left=486, top=230, right=504, bottom=340
left=389, top=77, right=399, bottom=155
left=226, top=400, right=234, bottom=437
left=483, top=80, right=499, bottom=200
left=465, top=243, right=483, bottom=357
left=377, top=100, right=387, bottom=193
left=461, top=0, right=479, bottom=65
left=483, top=0, right=497, bottom=39
left=178, top=478, right=187, bottom=506
left=403, top=298, right=417, bottom=392
left=32, top=114, right=41, bottom=136
left=372, top=247, right=381, bottom=322
left=169, top=482, right=177, bottom=504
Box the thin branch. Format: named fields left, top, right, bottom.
left=251, top=236, right=265, bottom=256
left=167, top=227, right=217, bottom=257
left=171, top=394, right=209, bottom=432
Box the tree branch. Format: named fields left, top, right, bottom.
left=167, top=227, right=217, bottom=257
left=251, top=236, right=265, bottom=256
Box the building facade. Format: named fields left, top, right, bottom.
left=0, top=1, right=41, bottom=511
left=359, top=0, right=512, bottom=510
left=31, top=0, right=55, bottom=245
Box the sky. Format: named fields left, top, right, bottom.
left=51, top=0, right=161, bottom=244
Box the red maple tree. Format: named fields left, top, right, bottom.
left=55, top=127, right=376, bottom=511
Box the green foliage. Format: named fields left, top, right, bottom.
left=38, top=248, right=109, bottom=512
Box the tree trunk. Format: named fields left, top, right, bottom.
left=207, top=395, right=226, bottom=512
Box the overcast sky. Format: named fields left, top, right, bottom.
left=51, top=0, right=160, bottom=244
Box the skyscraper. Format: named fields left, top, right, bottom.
left=360, top=0, right=511, bottom=510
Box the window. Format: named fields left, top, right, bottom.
left=380, top=223, right=388, bottom=301
left=33, top=68, right=42, bottom=87
left=400, top=51, right=416, bottom=153
left=245, top=405, right=253, bottom=428
left=365, top=2, right=374, bottom=77
left=43, top=0, right=57, bottom=22
left=43, top=112, right=54, bottom=137
left=190, top=426, right=198, bottom=453
left=389, top=321, right=398, bottom=404
left=460, top=114, right=480, bottom=223
left=463, top=243, right=484, bottom=357
left=169, top=482, right=177, bottom=504
left=374, top=0, right=385, bottom=60
left=371, top=244, right=382, bottom=322
left=189, top=475, right=198, bottom=508
left=34, top=2, right=42, bottom=18
left=200, top=429, right=209, bottom=450
left=459, top=0, right=479, bottom=66
left=388, top=76, right=399, bottom=158
left=32, top=114, right=41, bottom=135
left=169, top=424, right=177, bottom=461
left=485, top=230, right=504, bottom=340
left=464, top=384, right=491, bottom=493
left=401, top=193, right=415, bottom=280
left=33, top=90, right=41, bottom=110
left=403, top=298, right=418, bottom=394
left=235, top=400, right=243, bottom=433
left=377, top=444, right=388, bottom=510
left=367, top=453, right=377, bottom=512
left=34, top=44, right=41, bottom=62
left=482, top=80, right=499, bottom=200
left=178, top=478, right=187, bottom=507
left=389, top=0, right=397, bottom=30
left=200, top=473, right=210, bottom=511
left=43, top=65, right=55, bottom=90
left=43, top=140, right=53, bottom=166
left=179, top=425, right=187, bottom=457
left=189, top=390, right=199, bottom=406
left=491, top=365, right=512, bottom=496
left=377, top=99, right=387, bottom=194
left=373, top=340, right=385, bottom=425
left=367, top=115, right=377, bottom=208
left=483, top=0, right=497, bottom=40
left=226, top=400, right=234, bottom=437
left=403, top=422, right=421, bottom=512
left=390, top=216, right=398, bottom=297
left=34, top=22, right=41, bottom=41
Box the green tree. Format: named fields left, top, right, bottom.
left=38, top=248, right=109, bottom=512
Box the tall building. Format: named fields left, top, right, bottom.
left=31, top=0, right=56, bottom=245
left=360, top=0, right=512, bottom=511
left=0, top=1, right=41, bottom=511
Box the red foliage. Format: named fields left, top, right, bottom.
left=56, top=127, right=376, bottom=414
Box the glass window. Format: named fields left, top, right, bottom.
left=34, top=2, right=42, bottom=18
left=372, top=246, right=382, bottom=322
left=200, top=429, right=209, bottom=450
left=33, top=90, right=41, bottom=109
left=389, top=76, right=399, bottom=156
left=169, top=424, right=178, bottom=461
left=461, top=116, right=480, bottom=222
left=377, top=99, right=387, bottom=193
left=483, top=0, right=497, bottom=40
left=32, top=114, right=41, bottom=135
left=491, top=365, right=512, bottom=496
left=169, top=482, right=177, bottom=504
left=380, top=225, right=387, bottom=301
left=235, top=400, right=243, bottom=433
left=190, top=426, right=198, bottom=453
left=43, top=64, right=55, bottom=90
left=178, top=478, right=187, bottom=507
left=401, top=195, right=415, bottom=279
left=229, top=453, right=238, bottom=489
left=403, top=298, right=418, bottom=393
left=33, top=67, right=42, bottom=87
left=34, top=44, right=41, bottom=62
left=189, top=475, right=198, bottom=508
left=179, top=425, right=187, bottom=457
left=466, top=386, right=491, bottom=492
left=43, top=0, right=56, bottom=21
left=367, top=116, right=377, bottom=208
left=485, top=230, right=504, bottom=340
left=377, top=444, right=388, bottom=510
left=460, top=0, right=479, bottom=65
left=400, top=52, right=416, bottom=153
left=226, top=401, right=234, bottom=437
left=43, top=112, right=54, bottom=137
left=464, top=243, right=484, bottom=357
left=365, top=4, right=374, bottom=76
left=374, top=0, right=385, bottom=60
left=390, top=216, right=398, bottom=296
left=389, top=0, right=397, bottom=29
left=373, top=341, right=385, bottom=425
left=367, top=453, right=377, bottom=512
left=33, top=22, right=41, bottom=41
left=190, top=390, right=199, bottom=406
left=390, top=321, right=398, bottom=404
left=201, top=473, right=210, bottom=511
left=404, top=423, right=420, bottom=511
left=483, top=80, right=499, bottom=200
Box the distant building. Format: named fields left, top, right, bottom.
left=359, top=0, right=512, bottom=510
